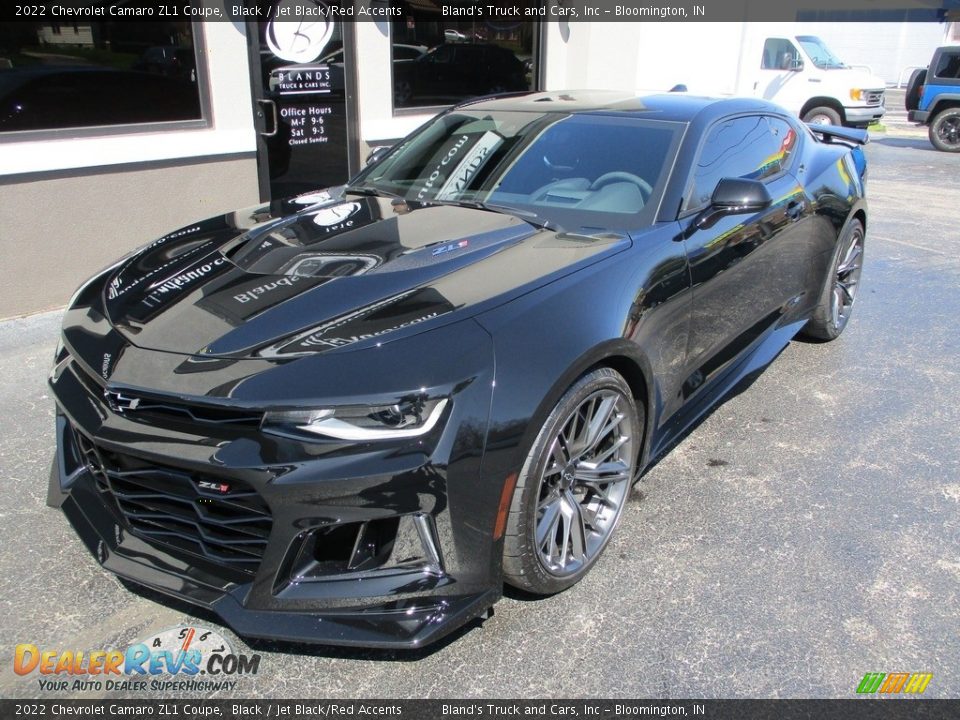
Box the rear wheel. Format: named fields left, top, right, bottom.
left=801, top=219, right=864, bottom=341
left=802, top=106, right=842, bottom=126
left=503, top=368, right=641, bottom=595
left=929, top=108, right=960, bottom=152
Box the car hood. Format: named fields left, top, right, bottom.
left=100, top=193, right=630, bottom=359
left=837, top=69, right=887, bottom=90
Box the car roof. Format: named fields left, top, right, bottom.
left=458, top=90, right=787, bottom=124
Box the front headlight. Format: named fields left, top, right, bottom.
left=849, top=88, right=864, bottom=101
left=261, top=397, right=448, bottom=441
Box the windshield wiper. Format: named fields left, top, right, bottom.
left=428, top=198, right=560, bottom=232
left=344, top=184, right=405, bottom=201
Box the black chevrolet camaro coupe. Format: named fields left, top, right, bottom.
left=49, top=91, right=867, bottom=648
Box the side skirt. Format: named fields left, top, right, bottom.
left=643, top=317, right=808, bottom=470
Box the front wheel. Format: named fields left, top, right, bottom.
left=503, top=368, right=641, bottom=595
left=801, top=219, right=864, bottom=341
left=802, top=106, right=842, bottom=126
left=929, top=108, right=960, bottom=152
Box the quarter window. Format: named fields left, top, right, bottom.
left=686, top=115, right=798, bottom=213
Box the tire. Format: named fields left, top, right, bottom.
left=929, top=108, right=960, bottom=152
left=904, top=68, right=926, bottom=112
left=802, top=106, right=843, bottom=126
left=801, top=219, right=865, bottom=341
left=503, top=367, right=642, bottom=595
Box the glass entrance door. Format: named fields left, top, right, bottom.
left=248, top=9, right=356, bottom=200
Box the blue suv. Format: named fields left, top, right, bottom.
left=906, top=46, right=960, bottom=152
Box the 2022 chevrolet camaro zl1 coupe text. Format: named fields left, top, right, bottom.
left=49, top=91, right=867, bottom=648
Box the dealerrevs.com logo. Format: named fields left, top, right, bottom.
left=14, top=626, right=261, bottom=693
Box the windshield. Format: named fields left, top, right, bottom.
left=348, top=109, right=682, bottom=232
left=797, top=36, right=846, bottom=69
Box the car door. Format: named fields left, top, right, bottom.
left=678, top=113, right=810, bottom=400
left=754, top=38, right=805, bottom=111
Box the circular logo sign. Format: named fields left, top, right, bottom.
left=266, top=1, right=335, bottom=64
left=291, top=189, right=333, bottom=205
left=312, top=201, right=361, bottom=227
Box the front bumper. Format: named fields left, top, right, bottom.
left=49, top=459, right=497, bottom=648
left=48, top=322, right=503, bottom=649
left=844, top=104, right=886, bottom=124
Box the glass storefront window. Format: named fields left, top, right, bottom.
left=389, top=0, right=537, bottom=110
left=0, top=21, right=203, bottom=134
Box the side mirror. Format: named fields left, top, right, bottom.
left=365, top=145, right=392, bottom=167
left=695, top=178, right=772, bottom=230
left=779, top=53, right=804, bottom=72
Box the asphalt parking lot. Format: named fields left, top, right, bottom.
left=1, top=130, right=958, bottom=700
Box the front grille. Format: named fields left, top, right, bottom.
left=866, top=90, right=884, bottom=107
left=74, top=431, right=272, bottom=573
left=72, top=361, right=261, bottom=428
left=104, top=389, right=263, bottom=427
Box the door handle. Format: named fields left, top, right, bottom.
left=786, top=200, right=804, bottom=221
left=257, top=99, right=278, bottom=138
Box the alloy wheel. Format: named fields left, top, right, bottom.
left=830, top=225, right=864, bottom=331
left=534, top=389, right=636, bottom=577
left=936, top=115, right=960, bottom=148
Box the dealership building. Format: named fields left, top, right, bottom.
left=0, top=1, right=955, bottom=317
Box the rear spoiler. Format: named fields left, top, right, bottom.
left=807, top=124, right=869, bottom=147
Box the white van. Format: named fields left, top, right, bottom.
left=752, top=35, right=886, bottom=127
left=544, top=26, right=888, bottom=129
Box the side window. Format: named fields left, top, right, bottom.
left=685, top=116, right=793, bottom=213
left=762, top=38, right=800, bottom=71
left=933, top=52, right=960, bottom=80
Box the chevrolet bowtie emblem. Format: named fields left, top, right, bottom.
left=105, top=390, right=141, bottom=413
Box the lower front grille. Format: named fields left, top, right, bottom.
left=74, top=431, right=272, bottom=574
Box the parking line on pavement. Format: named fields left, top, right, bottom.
left=871, top=234, right=957, bottom=258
